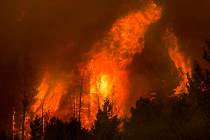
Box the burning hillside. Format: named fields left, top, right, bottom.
left=29, top=1, right=192, bottom=129
left=1, top=0, right=210, bottom=140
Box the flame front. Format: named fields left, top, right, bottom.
left=81, top=2, right=162, bottom=128
left=31, top=72, right=67, bottom=115
left=30, top=1, right=162, bottom=129
left=30, top=1, right=192, bottom=129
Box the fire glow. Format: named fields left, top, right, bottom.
left=162, top=29, right=192, bottom=94
left=30, top=1, right=192, bottom=129
left=31, top=72, right=68, bottom=116
left=81, top=1, right=162, bottom=127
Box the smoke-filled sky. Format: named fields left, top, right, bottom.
left=1, top=0, right=210, bottom=130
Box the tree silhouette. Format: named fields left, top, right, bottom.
left=123, top=97, right=167, bottom=140
left=30, top=116, right=42, bottom=140
left=66, top=118, right=81, bottom=140
left=44, top=117, right=66, bottom=140
left=203, top=40, right=210, bottom=62
left=1, top=41, right=210, bottom=140
left=92, top=99, right=121, bottom=140
left=18, top=56, right=37, bottom=140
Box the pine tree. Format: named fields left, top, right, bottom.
left=92, top=99, right=121, bottom=140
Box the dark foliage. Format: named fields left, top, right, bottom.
left=2, top=42, right=210, bottom=140
left=123, top=51, right=210, bottom=140
left=0, top=132, right=9, bottom=140
left=30, top=116, right=42, bottom=140
left=66, top=118, right=93, bottom=140
left=44, top=117, right=66, bottom=140
left=92, top=99, right=121, bottom=140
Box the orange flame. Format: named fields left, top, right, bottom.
left=162, top=29, right=192, bottom=94
left=31, top=1, right=162, bottom=129
left=81, top=2, right=162, bottom=128
left=31, top=72, right=67, bottom=115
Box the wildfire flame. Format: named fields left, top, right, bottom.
left=162, top=29, right=192, bottom=94
left=31, top=72, right=68, bottom=115
left=30, top=1, right=192, bottom=129
left=81, top=1, right=162, bottom=127
left=31, top=1, right=162, bottom=128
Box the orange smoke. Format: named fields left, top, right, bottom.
left=162, top=29, right=192, bottom=94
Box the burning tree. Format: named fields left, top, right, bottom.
left=17, top=56, right=38, bottom=140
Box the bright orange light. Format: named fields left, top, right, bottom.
left=81, top=1, right=162, bottom=128
left=31, top=72, right=67, bottom=115
left=91, top=74, right=111, bottom=98
left=30, top=1, right=162, bottom=129
left=163, top=29, right=192, bottom=94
